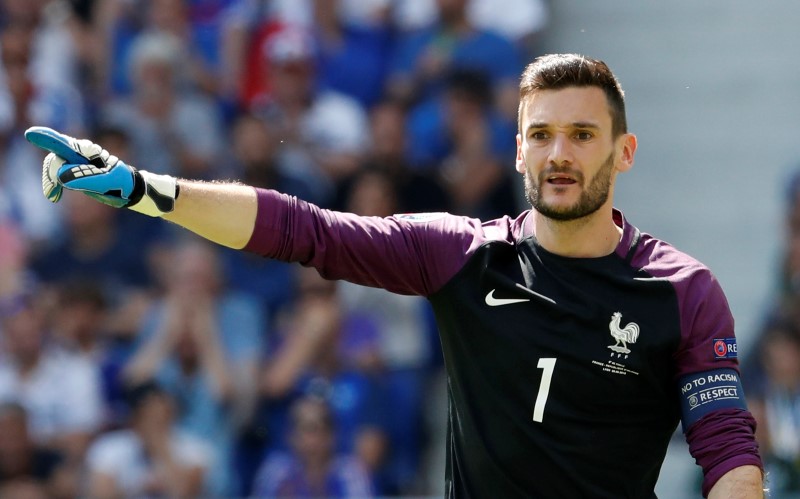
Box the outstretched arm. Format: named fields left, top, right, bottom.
left=25, top=126, right=258, bottom=250
left=164, top=180, right=257, bottom=249
left=25, top=126, right=475, bottom=295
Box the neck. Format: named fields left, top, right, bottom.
left=15, top=354, right=40, bottom=378
left=304, top=458, right=331, bottom=493
left=531, top=208, right=622, bottom=258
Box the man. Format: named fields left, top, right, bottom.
left=26, top=53, right=763, bottom=497
left=252, top=395, right=375, bottom=498
left=85, top=381, right=212, bottom=498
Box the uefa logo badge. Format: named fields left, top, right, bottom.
left=713, top=338, right=737, bottom=360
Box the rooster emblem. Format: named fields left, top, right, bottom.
left=607, top=312, right=639, bottom=355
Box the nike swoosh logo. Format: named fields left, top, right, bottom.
left=485, top=289, right=531, bottom=307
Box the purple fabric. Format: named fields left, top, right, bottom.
left=622, top=213, right=738, bottom=378
left=244, top=189, right=762, bottom=491
left=686, top=408, right=763, bottom=497
left=244, top=188, right=494, bottom=295
left=620, top=212, right=763, bottom=492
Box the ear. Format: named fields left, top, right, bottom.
left=515, top=134, right=526, bottom=174
left=616, top=133, right=637, bottom=173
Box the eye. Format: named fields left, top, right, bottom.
left=529, top=131, right=548, bottom=141
left=575, top=131, right=593, bottom=141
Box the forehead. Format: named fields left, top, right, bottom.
left=520, top=86, right=613, bottom=129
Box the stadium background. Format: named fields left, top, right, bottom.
left=1, top=0, right=799, bottom=497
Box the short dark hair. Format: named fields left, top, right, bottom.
left=0, top=401, right=28, bottom=421
left=445, top=68, right=492, bottom=108
left=518, top=54, right=628, bottom=137
left=58, top=279, right=107, bottom=310
left=125, top=380, right=169, bottom=412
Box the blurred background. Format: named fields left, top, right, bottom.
left=0, top=0, right=799, bottom=497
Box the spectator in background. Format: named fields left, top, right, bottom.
left=387, top=0, right=522, bottom=118
left=337, top=99, right=450, bottom=213
left=252, top=395, right=374, bottom=498
left=101, top=30, right=226, bottom=179
left=0, top=402, right=74, bottom=499
left=30, top=191, right=154, bottom=304
left=250, top=23, right=369, bottom=198
left=467, top=0, right=549, bottom=71
left=438, top=68, right=519, bottom=218
left=230, top=111, right=325, bottom=207
left=51, top=279, right=110, bottom=363
left=50, top=279, right=137, bottom=429
left=219, top=112, right=320, bottom=322
left=745, top=316, right=800, bottom=494
left=93, top=0, right=242, bottom=102
left=124, top=237, right=265, bottom=495
left=143, top=0, right=238, bottom=98
left=339, top=168, right=437, bottom=494
left=390, top=0, right=549, bottom=52
left=312, top=0, right=392, bottom=108
left=85, top=380, right=213, bottom=498
left=0, top=21, right=76, bottom=245
left=0, top=0, right=85, bottom=130
left=408, top=68, right=518, bottom=218
left=258, top=266, right=389, bottom=493
left=0, top=220, right=30, bottom=301
left=0, top=287, right=104, bottom=469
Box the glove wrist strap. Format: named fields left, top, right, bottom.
left=127, top=171, right=178, bottom=217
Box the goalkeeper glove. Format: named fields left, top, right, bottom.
left=25, top=126, right=179, bottom=217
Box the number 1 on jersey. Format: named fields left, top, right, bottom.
left=533, top=358, right=556, bottom=423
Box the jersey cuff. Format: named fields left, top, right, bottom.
left=684, top=408, right=762, bottom=497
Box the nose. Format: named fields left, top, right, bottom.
left=547, top=134, right=573, bottom=167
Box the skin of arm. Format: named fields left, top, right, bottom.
left=707, top=465, right=764, bottom=499
left=163, top=181, right=258, bottom=250
left=189, top=299, right=234, bottom=401
left=261, top=297, right=340, bottom=398
left=88, top=471, right=121, bottom=499
left=122, top=311, right=178, bottom=385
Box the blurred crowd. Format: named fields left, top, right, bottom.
left=9, top=1, right=800, bottom=498
left=742, top=173, right=800, bottom=497
left=0, top=0, right=551, bottom=497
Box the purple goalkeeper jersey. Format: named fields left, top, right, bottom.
left=245, top=189, right=762, bottom=498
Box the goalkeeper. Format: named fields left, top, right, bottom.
left=27, top=54, right=763, bottom=498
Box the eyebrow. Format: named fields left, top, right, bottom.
left=525, top=121, right=601, bottom=131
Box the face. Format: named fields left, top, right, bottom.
left=516, top=87, right=636, bottom=222
left=233, top=116, right=277, bottom=167
left=168, top=242, right=221, bottom=296
left=347, top=171, right=397, bottom=217
left=762, top=332, right=800, bottom=388
left=0, top=409, right=31, bottom=471
left=3, top=304, right=44, bottom=364
left=289, top=399, right=334, bottom=465
left=369, top=103, right=406, bottom=159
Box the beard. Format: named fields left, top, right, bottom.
left=524, top=151, right=615, bottom=222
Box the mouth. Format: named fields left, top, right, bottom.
left=546, top=174, right=578, bottom=186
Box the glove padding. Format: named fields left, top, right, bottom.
left=41, top=152, right=65, bottom=203
left=25, top=126, right=178, bottom=217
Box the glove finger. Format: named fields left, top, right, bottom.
left=24, top=126, right=89, bottom=165
left=42, top=153, right=64, bottom=203
left=72, top=138, right=106, bottom=162
left=57, top=162, right=136, bottom=201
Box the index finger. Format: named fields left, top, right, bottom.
left=24, top=126, right=89, bottom=165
